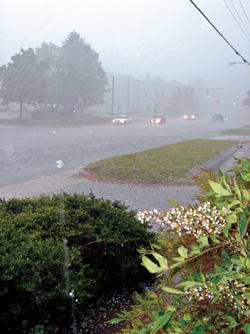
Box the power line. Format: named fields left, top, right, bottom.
left=229, top=0, right=250, bottom=32
left=224, top=0, right=250, bottom=41
left=223, top=0, right=250, bottom=41
left=238, top=0, right=250, bottom=24
left=188, top=0, right=250, bottom=65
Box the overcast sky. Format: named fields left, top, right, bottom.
left=0, top=0, right=249, bottom=94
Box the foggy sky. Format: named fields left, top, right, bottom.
left=0, top=0, right=249, bottom=94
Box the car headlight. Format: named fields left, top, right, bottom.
left=184, top=115, right=188, bottom=119
left=120, top=119, right=125, bottom=123
left=155, top=118, right=160, bottom=124
left=191, top=115, right=195, bottom=119
left=112, top=119, right=115, bottom=123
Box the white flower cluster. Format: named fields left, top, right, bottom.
left=185, top=285, right=214, bottom=301
left=185, top=280, right=249, bottom=313
left=136, top=202, right=230, bottom=238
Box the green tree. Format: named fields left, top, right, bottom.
left=56, top=31, right=107, bottom=111
left=35, top=42, right=62, bottom=105
left=0, top=48, right=48, bottom=118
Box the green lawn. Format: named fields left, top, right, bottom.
left=0, top=115, right=112, bottom=127
left=221, top=128, right=250, bottom=136
left=83, top=139, right=238, bottom=185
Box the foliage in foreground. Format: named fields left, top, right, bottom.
left=0, top=193, right=155, bottom=334
left=113, top=158, right=250, bottom=333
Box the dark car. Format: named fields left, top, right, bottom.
left=212, top=114, right=228, bottom=122
left=150, top=116, right=166, bottom=125
left=183, top=113, right=196, bottom=121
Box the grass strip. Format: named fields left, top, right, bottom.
left=83, top=139, right=238, bottom=185
left=0, top=115, right=111, bottom=127
left=221, top=128, right=250, bottom=136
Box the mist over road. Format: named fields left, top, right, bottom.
left=0, top=119, right=241, bottom=187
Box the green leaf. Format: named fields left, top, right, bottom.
left=166, top=306, right=176, bottom=312
left=183, top=314, right=191, bottom=321
left=152, top=252, right=168, bottom=270
left=233, top=178, right=241, bottom=201
left=198, top=236, right=209, bottom=248
left=162, top=286, right=184, bottom=295
left=239, top=213, right=248, bottom=237
left=151, top=243, right=162, bottom=250
left=178, top=246, right=188, bottom=258
left=242, top=277, right=250, bottom=284
left=106, top=317, right=123, bottom=324
left=173, top=256, right=185, bottom=262
left=226, top=315, right=237, bottom=328
left=177, top=281, right=203, bottom=289
left=241, top=172, right=250, bottom=182
left=244, top=323, right=250, bottom=334
left=222, top=250, right=229, bottom=259
left=150, top=311, right=173, bottom=334
left=242, top=160, right=250, bottom=172
left=171, top=327, right=183, bottom=333
left=222, top=174, right=231, bottom=193
left=190, top=244, right=201, bottom=255
left=168, top=200, right=179, bottom=206
left=141, top=256, right=162, bottom=274
left=226, top=214, right=237, bottom=224
left=208, top=180, right=232, bottom=197
left=210, top=235, right=220, bottom=244
left=242, top=189, right=250, bottom=201
left=227, top=200, right=241, bottom=210
left=235, top=233, right=241, bottom=242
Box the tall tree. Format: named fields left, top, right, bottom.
left=35, top=42, right=62, bottom=105
left=56, top=31, right=107, bottom=111
left=0, top=48, right=48, bottom=118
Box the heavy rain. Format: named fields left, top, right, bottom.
left=0, top=1, right=249, bottom=333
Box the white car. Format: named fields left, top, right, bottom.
left=184, top=114, right=196, bottom=121
left=111, top=115, right=131, bottom=125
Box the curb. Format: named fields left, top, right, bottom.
left=187, top=145, right=238, bottom=177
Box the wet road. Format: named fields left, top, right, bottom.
left=0, top=118, right=241, bottom=187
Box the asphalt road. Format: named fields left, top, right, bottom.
left=0, top=118, right=240, bottom=187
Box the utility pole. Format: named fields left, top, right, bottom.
left=127, top=77, right=130, bottom=114
left=111, top=76, right=114, bottom=118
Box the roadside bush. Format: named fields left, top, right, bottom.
left=0, top=192, right=156, bottom=333
left=114, top=159, right=250, bottom=333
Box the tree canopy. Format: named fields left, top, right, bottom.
left=0, top=48, right=48, bottom=118
left=56, top=31, right=107, bottom=110
left=0, top=31, right=107, bottom=117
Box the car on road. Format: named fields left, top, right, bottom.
left=212, top=114, right=229, bottom=122
left=149, top=115, right=166, bottom=125
left=111, top=115, right=131, bottom=125
left=183, top=113, right=196, bottom=121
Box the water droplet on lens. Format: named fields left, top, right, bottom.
left=69, top=290, right=74, bottom=298
left=3, top=145, right=15, bottom=157
left=56, top=160, right=63, bottom=168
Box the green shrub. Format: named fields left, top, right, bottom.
left=0, top=192, right=156, bottom=333
left=114, top=159, right=250, bottom=333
